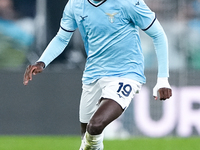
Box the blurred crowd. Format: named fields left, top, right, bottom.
left=0, top=0, right=35, bottom=70
left=143, top=0, right=200, bottom=70
left=0, top=0, right=199, bottom=70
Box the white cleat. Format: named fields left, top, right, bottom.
left=79, top=140, right=103, bottom=150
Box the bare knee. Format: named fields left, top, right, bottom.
left=86, top=99, right=123, bottom=135
left=87, top=119, right=105, bottom=135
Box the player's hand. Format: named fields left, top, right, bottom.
left=153, top=77, right=172, bottom=100
left=23, top=62, right=45, bottom=85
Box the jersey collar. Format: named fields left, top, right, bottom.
left=87, top=0, right=107, bottom=7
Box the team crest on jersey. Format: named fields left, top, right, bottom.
left=106, top=12, right=118, bottom=23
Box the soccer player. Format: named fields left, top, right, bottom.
left=23, top=0, right=172, bottom=149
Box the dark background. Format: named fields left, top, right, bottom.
left=0, top=69, right=82, bottom=135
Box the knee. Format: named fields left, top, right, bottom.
left=87, top=120, right=105, bottom=135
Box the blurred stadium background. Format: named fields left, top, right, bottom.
left=0, top=0, right=200, bottom=142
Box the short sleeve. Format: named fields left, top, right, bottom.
left=60, top=0, right=78, bottom=31
left=126, top=0, right=156, bottom=30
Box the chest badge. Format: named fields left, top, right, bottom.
left=106, top=12, right=118, bottom=23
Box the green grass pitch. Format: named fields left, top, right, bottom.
left=0, top=136, right=199, bottom=150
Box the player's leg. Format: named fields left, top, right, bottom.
left=81, top=123, right=87, bottom=138
left=87, top=98, right=123, bottom=135
left=80, top=98, right=122, bottom=150
left=79, top=81, right=102, bottom=150
left=81, top=77, right=142, bottom=150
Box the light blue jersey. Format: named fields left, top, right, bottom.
left=38, top=0, right=169, bottom=84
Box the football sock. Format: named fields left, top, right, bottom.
left=80, top=131, right=104, bottom=150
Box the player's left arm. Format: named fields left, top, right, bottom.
left=144, top=19, right=172, bottom=100
left=123, top=0, right=172, bottom=100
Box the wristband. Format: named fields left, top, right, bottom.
left=153, top=77, right=171, bottom=97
